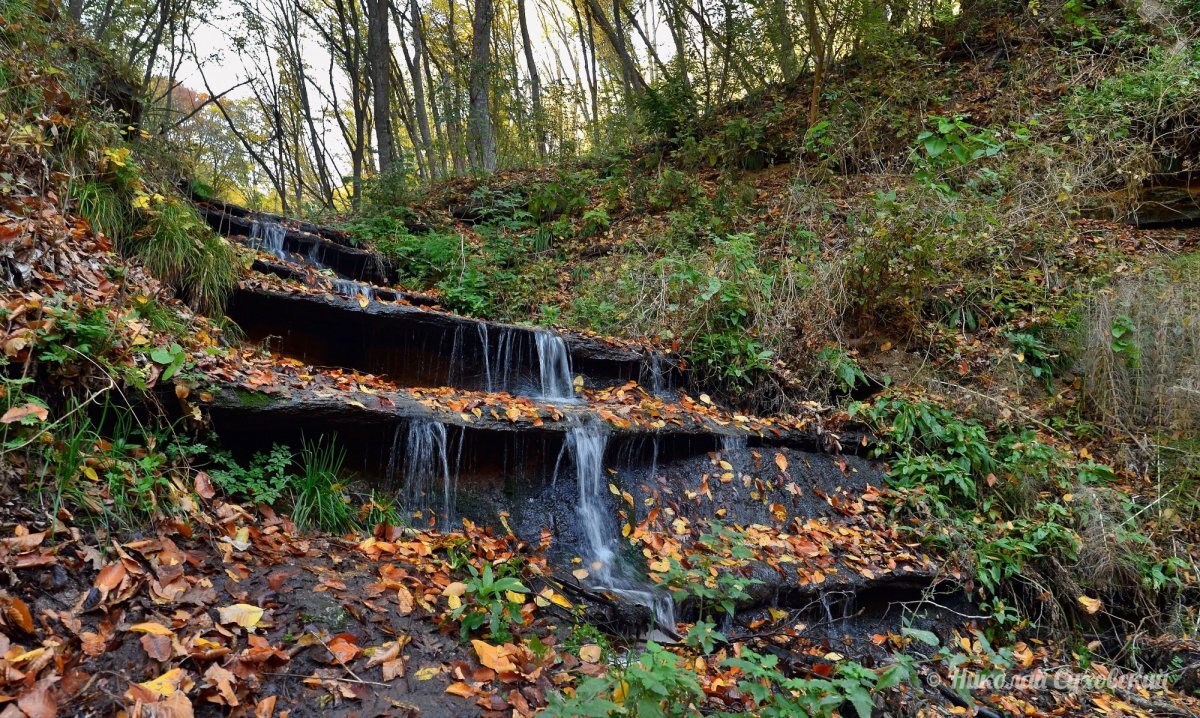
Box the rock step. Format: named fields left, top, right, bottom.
left=227, top=283, right=679, bottom=393
left=198, top=202, right=390, bottom=285
left=197, top=381, right=843, bottom=450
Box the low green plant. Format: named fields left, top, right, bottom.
left=208, top=444, right=294, bottom=505
left=291, top=438, right=356, bottom=534
left=448, top=561, right=530, bottom=642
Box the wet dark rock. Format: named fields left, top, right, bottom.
left=227, top=285, right=661, bottom=391
left=198, top=204, right=390, bottom=284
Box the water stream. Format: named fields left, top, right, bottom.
left=387, top=420, right=458, bottom=529
left=561, top=420, right=676, bottom=635
left=249, top=220, right=288, bottom=261
left=535, top=330, right=574, bottom=401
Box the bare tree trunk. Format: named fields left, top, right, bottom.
left=803, top=0, right=824, bottom=128
left=468, top=0, right=496, bottom=171
left=399, top=0, right=439, bottom=177
left=517, top=0, right=545, bottom=158
left=367, top=0, right=397, bottom=173
left=583, top=0, right=646, bottom=95
left=68, top=0, right=85, bottom=22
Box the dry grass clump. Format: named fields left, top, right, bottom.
left=1078, top=255, right=1200, bottom=439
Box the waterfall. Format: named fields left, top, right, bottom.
left=563, top=421, right=676, bottom=634
left=397, top=420, right=455, bottom=529
left=249, top=220, right=288, bottom=261
left=535, top=331, right=574, bottom=401
left=330, top=278, right=375, bottom=302
left=719, top=434, right=748, bottom=454
left=642, top=352, right=672, bottom=395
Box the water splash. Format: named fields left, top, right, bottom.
left=562, top=421, right=676, bottom=634
left=249, top=220, right=288, bottom=261
left=392, top=420, right=456, bottom=529
left=535, top=330, right=574, bottom=401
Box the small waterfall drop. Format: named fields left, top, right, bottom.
left=330, top=278, right=375, bottom=302
left=399, top=420, right=455, bottom=529
left=564, top=421, right=676, bottom=634
left=535, top=331, right=574, bottom=401
left=642, top=352, right=673, bottom=395
left=249, top=220, right=288, bottom=261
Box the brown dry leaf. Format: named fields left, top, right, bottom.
left=1077, top=595, right=1103, bottom=615
left=396, top=586, right=415, bottom=614
left=774, top=453, right=788, bottom=472
left=255, top=695, right=278, bottom=718
left=578, top=644, right=602, bottom=663
left=141, top=634, right=173, bottom=662
left=0, top=402, right=48, bottom=424
left=194, top=472, right=215, bottom=500
left=17, top=677, right=57, bottom=718
left=204, top=664, right=240, bottom=706
left=95, top=561, right=127, bottom=596
left=471, top=639, right=517, bottom=673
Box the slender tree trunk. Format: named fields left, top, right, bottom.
left=517, top=0, right=544, bottom=158
left=803, top=0, right=824, bottom=127
left=400, top=0, right=439, bottom=177
left=468, top=0, right=496, bottom=171
left=583, top=0, right=646, bottom=95
left=367, top=0, right=396, bottom=173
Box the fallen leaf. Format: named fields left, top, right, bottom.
left=217, top=603, right=264, bottom=629
left=1077, top=595, right=1103, bottom=615
left=774, top=453, right=788, bottom=472
left=472, top=639, right=517, bottom=672
left=579, top=644, right=602, bottom=663
left=0, top=402, right=48, bottom=424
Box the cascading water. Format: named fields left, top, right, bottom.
left=389, top=420, right=456, bottom=529
left=330, top=278, right=375, bottom=302
left=562, top=421, right=676, bottom=635
left=249, top=220, right=289, bottom=261
left=641, top=352, right=673, bottom=395
left=535, top=331, right=575, bottom=401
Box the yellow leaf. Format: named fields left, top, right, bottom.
left=579, top=644, right=602, bottom=663
left=774, top=453, right=788, bottom=472
left=1077, top=595, right=1103, bottom=614
left=135, top=668, right=186, bottom=698
left=699, top=394, right=712, bottom=405
left=768, top=608, right=788, bottom=622
left=609, top=483, right=621, bottom=496
left=81, top=466, right=99, bottom=481
left=648, top=558, right=670, bottom=573
left=621, top=490, right=634, bottom=507
left=414, top=666, right=441, bottom=681
left=129, top=622, right=174, bottom=636
left=447, top=594, right=462, bottom=610
left=505, top=590, right=525, bottom=604
left=472, top=639, right=517, bottom=672
left=572, top=569, right=589, bottom=580
left=217, top=603, right=264, bottom=629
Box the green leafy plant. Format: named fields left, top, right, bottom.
left=448, top=562, right=530, bottom=642
left=208, top=444, right=294, bottom=505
